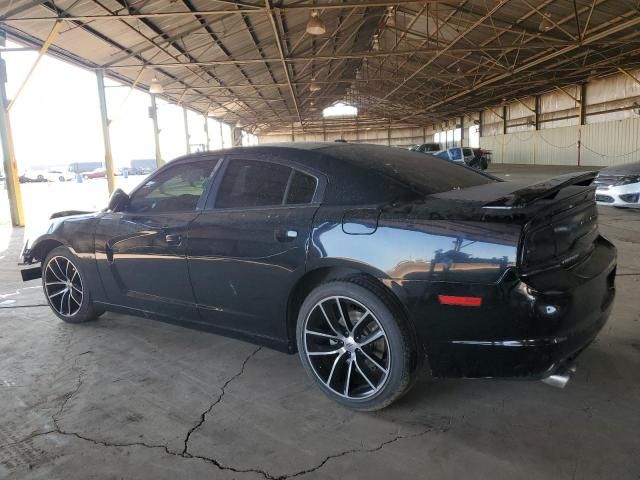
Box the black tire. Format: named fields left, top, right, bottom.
left=59, top=176, right=65, bottom=182
left=42, top=246, right=104, bottom=324
left=296, top=279, right=418, bottom=411
left=480, top=158, right=488, bottom=170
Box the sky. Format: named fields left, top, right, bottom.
left=1, top=39, right=241, bottom=174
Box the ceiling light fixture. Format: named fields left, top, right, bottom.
left=372, top=34, right=380, bottom=51
left=539, top=12, right=553, bottom=32
left=207, top=107, right=216, bottom=117
left=306, top=10, right=326, bottom=35
left=386, top=7, right=396, bottom=28
left=309, top=80, right=322, bottom=92
left=149, top=77, right=164, bottom=94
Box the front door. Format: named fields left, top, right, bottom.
left=187, top=156, right=323, bottom=342
left=95, top=159, right=219, bottom=320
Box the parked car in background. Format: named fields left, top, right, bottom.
left=20, top=144, right=616, bottom=410
left=409, top=143, right=442, bottom=153
left=44, top=170, right=74, bottom=182
left=130, top=159, right=157, bottom=175
left=595, top=161, right=640, bottom=208
left=20, top=170, right=48, bottom=183
left=68, top=162, right=103, bottom=175
left=83, top=168, right=107, bottom=180
left=470, top=148, right=492, bottom=170
left=433, top=147, right=473, bottom=164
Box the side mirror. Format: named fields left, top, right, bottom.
left=107, top=188, right=130, bottom=212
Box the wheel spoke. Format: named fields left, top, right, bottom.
left=318, top=303, right=341, bottom=337
left=45, top=281, right=66, bottom=287
left=336, top=298, right=353, bottom=331
left=67, top=289, right=72, bottom=315
left=48, top=288, right=67, bottom=299
left=350, top=311, right=370, bottom=336
left=47, top=264, right=65, bottom=282
left=305, top=329, right=340, bottom=340
left=358, top=348, right=388, bottom=373
left=326, top=351, right=346, bottom=387
left=70, top=290, right=82, bottom=306
left=354, top=356, right=376, bottom=390
left=53, top=258, right=66, bottom=281
left=360, top=329, right=384, bottom=347
left=308, top=348, right=343, bottom=356
left=344, top=358, right=353, bottom=396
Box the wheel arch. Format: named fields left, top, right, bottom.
left=286, top=265, right=415, bottom=355
left=32, top=238, right=65, bottom=264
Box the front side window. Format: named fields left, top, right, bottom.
left=128, top=161, right=215, bottom=213
left=435, top=151, right=449, bottom=160
left=463, top=147, right=474, bottom=157
left=216, top=159, right=292, bottom=208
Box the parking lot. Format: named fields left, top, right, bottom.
left=1, top=165, right=638, bottom=480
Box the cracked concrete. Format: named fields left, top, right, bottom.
left=1, top=166, right=639, bottom=479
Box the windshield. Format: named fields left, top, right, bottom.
left=321, top=144, right=497, bottom=197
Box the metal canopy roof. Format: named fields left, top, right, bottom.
left=1, top=0, right=639, bottom=134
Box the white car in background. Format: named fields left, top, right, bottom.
left=595, top=161, right=640, bottom=208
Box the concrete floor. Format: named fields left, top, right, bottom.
left=1, top=165, right=639, bottom=479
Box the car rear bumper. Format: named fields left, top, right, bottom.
left=401, top=235, right=617, bottom=379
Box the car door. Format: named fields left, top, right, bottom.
left=187, top=155, right=324, bottom=342
left=95, top=159, right=220, bottom=320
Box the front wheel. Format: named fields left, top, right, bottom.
left=42, top=246, right=104, bottom=323
left=296, top=280, right=418, bottom=411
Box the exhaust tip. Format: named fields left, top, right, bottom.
left=541, top=364, right=576, bottom=389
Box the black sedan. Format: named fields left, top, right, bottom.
left=20, top=143, right=616, bottom=410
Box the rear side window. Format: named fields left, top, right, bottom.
left=216, top=159, right=291, bottom=208
left=450, top=148, right=462, bottom=160
left=286, top=171, right=317, bottom=204
left=463, top=148, right=474, bottom=156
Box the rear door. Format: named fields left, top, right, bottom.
left=187, top=155, right=324, bottom=342
left=95, top=159, right=220, bottom=319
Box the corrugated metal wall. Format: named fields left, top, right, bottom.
left=480, top=117, right=640, bottom=167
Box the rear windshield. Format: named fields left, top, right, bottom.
left=321, top=144, right=497, bottom=197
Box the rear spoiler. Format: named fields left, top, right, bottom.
left=483, top=171, right=598, bottom=209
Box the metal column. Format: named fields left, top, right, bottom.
left=96, top=70, right=115, bottom=194
left=182, top=106, right=191, bottom=154
left=0, top=54, right=25, bottom=226
left=204, top=114, right=210, bottom=151
left=459, top=116, right=464, bottom=147
left=502, top=105, right=508, bottom=135
left=534, top=96, right=541, bottom=130
left=149, top=94, right=163, bottom=168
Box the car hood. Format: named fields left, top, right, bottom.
left=598, top=161, right=640, bottom=176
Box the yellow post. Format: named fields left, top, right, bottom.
left=96, top=70, right=115, bottom=194
left=0, top=53, right=26, bottom=226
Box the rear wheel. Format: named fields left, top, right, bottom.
left=297, top=280, right=417, bottom=411
left=42, top=246, right=103, bottom=323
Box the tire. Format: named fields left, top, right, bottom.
left=59, top=176, right=65, bottom=182
left=481, top=158, right=488, bottom=170
left=296, top=279, right=418, bottom=411
left=37, top=175, right=45, bottom=182
left=42, top=246, right=104, bottom=324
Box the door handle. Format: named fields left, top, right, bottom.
left=165, top=234, right=183, bottom=246
left=275, top=228, right=298, bottom=242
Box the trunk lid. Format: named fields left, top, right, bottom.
left=382, top=172, right=599, bottom=273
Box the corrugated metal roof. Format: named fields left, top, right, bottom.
left=1, top=0, right=639, bottom=134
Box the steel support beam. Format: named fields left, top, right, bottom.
left=204, top=114, right=210, bottom=150
left=534, top=95, right=540, bottom=130
left=579, top=83, right=587, bottom=126
left=183, top=106, right=191, bottom=154
left=96, top=70, right=115, bottom=195
left=502, top=105, right=508, bottom=135
left=149, top=94, right=163, bottom=168
left=7, top=20, right=61, bottom=111
left=0, top=54, right=25, bottom=226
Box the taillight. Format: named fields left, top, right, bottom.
left=438, top=295, right=483, bottom=307
left=525, top=226, right=556, bottom=264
